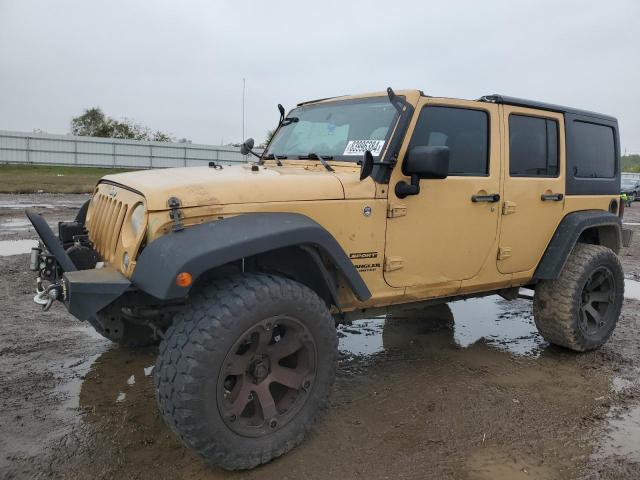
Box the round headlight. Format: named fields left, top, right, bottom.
left=130, top=203, right=146, bottom=237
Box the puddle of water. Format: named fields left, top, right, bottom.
left=0, top=218, right=31, bottom=230
left=0, top=195, right=88, bottom=210
left=0, top=203, right=79, bottom=209
left=625, top=279, right=640, bottom=301
left=339, top=281, right=640, bottom=360
left=338, top=317, right=385, bottom=356
left=598, top=404, right=640, bottom=462
left=0, top=239, right=38, bottom=256
left=450, top=296, right=541, bottom=355
left=339, top=295, right=543, bottom=358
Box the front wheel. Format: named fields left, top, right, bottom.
left=533, top=243, right=624, bottom=352
left=154, top=273, right=338, bottom=470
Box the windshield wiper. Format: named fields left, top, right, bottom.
left=299, top=153, right=334, bottom=172
left=263, top=153, right=286, bottom=166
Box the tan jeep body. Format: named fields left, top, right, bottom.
left=86, top=89, right=620, bottom=313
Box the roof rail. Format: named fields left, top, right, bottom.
left=478, top=94, right=615, bottom=121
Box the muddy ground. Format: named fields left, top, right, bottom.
left=1, top=193, right=640, bottom=480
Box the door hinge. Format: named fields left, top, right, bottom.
left=497, top=247, right=512, bottom=260
left=167, top=196, right=184, bottom=232
left=387, top=204, right=407, bottom=218
left=384, top=256, right=404, bottom=272
left=502, top=201, right=517, bottom=215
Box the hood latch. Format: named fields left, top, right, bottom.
left=167, top=197, right=184, bottom=232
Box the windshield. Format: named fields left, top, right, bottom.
left=266, top=97, right=399, bottom=162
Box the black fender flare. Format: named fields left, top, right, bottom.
left=532, top=210, right=622, bottom=281
left=132, top=213, right=372, bottom=302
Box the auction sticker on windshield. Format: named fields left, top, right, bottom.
left=343, top=140, right=385, bottom=156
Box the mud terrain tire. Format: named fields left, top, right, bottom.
left=90, top=305, right=160, bottom=347
left=154, top=273, right=338, bottom=470
left=533, top=243, right=624, bottom=352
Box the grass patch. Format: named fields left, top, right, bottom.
left=0, top=164, right=137, bottom=193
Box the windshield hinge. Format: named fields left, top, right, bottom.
left=387, top=204, right=407, bottom=218
left=167, top=197, right=184, bottom=232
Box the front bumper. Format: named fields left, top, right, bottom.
left=26, top=209, right=130, bottom=321
left=63, top=267, right=131, bottom=321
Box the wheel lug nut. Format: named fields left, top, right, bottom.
left=270, top=419, right=278, bottom=429
left=248, top=393, right=253, bottom=401
left=303, top=381, right=311, bottom=389
left=229, top=414, right=236, bottom=422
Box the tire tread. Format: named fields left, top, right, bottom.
left=154, top=273, right=337, bottom=470
left=533, top=243, right=624, bottom=352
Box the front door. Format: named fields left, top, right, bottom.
left=498, top=106, right=565, bottom=274
left=384, top=98, right=501, bottom=291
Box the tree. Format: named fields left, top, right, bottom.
left=70, top=107, right=183, bottom=142
left=622, top=154, right=640, bottom=173
left=259, top=129, right=276, bottom=148
left=70, top=108, right=113, bottom=137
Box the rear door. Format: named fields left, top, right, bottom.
left=498, top=106, right=565, bottom=274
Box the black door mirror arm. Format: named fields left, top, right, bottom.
left=395, top=174, right=421, bottom=198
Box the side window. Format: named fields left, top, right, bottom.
left=571, top=121, right=616, bottom=178
left=509, top=115, right=559, bottom=177
left=409, top=106, right=489, bottom=176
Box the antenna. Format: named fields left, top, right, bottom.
left=242, top=78, right=246, bottom=142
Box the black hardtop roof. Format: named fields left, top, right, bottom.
left=478, top=94, right=617, bottom=123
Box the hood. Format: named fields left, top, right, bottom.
left=101, top=163, right=375, bottom=211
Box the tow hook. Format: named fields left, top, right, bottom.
left=33, top=277, right=63, bottom=311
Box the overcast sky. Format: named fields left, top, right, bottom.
left=1, top=0, right=639, bottom=152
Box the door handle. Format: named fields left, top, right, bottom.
left=541, top=193, right=564, bottom=202
left=471, top=193, right=500, bottom=203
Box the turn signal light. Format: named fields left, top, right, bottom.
left=176, top=272, right=193, bottom=287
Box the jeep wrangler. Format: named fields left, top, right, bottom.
left=26, top=88, right=633, bottom=470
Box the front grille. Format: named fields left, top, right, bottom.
left=86, top=192, right=128, bottom=263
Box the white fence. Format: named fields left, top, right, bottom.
left=0, top=130, right=250, bottom=168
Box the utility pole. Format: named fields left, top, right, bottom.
left=242, top=78, right=246, bottom=142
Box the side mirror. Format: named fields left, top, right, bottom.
left=395, top=146, right=449, bottom=198
left=403, top=146, right=449, bottom=179
left=240, top=138, right=255, bottom=156
left=359, top=150, right=374, bottom=181
left=277, top=104, right=285, bottom=124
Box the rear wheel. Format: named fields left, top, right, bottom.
left=154, top=273, right=337, bottom=470
left=533, top=243, right=624, bottom=352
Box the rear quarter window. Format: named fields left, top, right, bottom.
left=571, top=121, right=616, bottom=178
